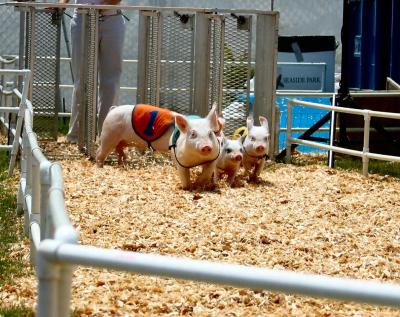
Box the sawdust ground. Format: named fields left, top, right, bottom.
left=1, top=139, right=400, bottom=316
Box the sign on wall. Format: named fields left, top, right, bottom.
left=277, top=62, right=326, bottom=91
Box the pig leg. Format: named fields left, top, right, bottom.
left=250, top=159, right=265, bottom=182
left=242, top=160, right=252, bottom=180
left=215, top=170, right=223, bottom=182
left=96, top=137, right=121, bottom=168
left=176, top=165, right=191, bottom=190
left=226, top=169, right=238, bottom=186
left=196, top=161, right=217, bottom=187
left=115, top=142, right=127, bottom=165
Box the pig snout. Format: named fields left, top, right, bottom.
left=234, top=154, right=243, bottom=161
left=201, top=144, right=212, bottom=154
left=256, top=145, right=266, bottom=153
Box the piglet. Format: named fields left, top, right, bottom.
left=216, top=138, right=244, bottom=186
left=96, top=104, right=178, bottom=167
left=242, top=115, right=270, bottom=182
left=169, top=103, right=221, bottom=190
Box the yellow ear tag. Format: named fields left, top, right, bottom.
left=232, top=127, right=248, bottom=141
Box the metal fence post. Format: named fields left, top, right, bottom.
left=85, top=9, right=99, bottom=159
left=137, top=11, right=150, bottom=104
left=285, top=100, right=293, bottom=162
left=78, top=9, right=88, bottom=151
left=75, top=8, right=98, bottom=158
left=193, top=12, right=211, bottom=116
left=138, top=10, right=161, bottom=107
left=254, top=12, right=279, bottom=159
left=362, top=112, right=371, bottom=176
left=274, top=104, right=280, bottom=156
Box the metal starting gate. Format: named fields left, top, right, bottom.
left=136, top=8, right=279, bottom=152
left=24, top=7, right=62, bottom=140
left=8, top=3, right=279, bottom=159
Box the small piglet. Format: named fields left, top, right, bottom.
left=96, top=104, right=177, bottom=167
left=216, top=138, right=244, bottom=186
left=169, top=103, right=221, bottom=189
left=242, top=115, right=270, bottom=182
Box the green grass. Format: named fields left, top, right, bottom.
left=290, top=153, right=400, bottom=179
left=0, top=151, right=34, bottom=316
left=0, top=152, right=26, bottom=284
left=0, top=306, right=35, bottom=317
left=58, top=117, right=70, bottom=135
left=335, top=155, right=400, bottom=178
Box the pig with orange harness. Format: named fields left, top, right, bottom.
left=96, top=104, right=177, bottom=167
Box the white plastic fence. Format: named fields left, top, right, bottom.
left=285, top=98, right=400, bottom=175
left=5, top=72, right=400, bottom=316
left=0, top=69, right=31, bottom=176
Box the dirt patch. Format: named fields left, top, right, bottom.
left=2, top=140, right=400, bottom=316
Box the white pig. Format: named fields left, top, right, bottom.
left=242, top=115, right=270, bottom=182
left=216, top=138, right=244, bottom=186
left=96, top=104, right=178, bottom=167
left=169, top=103, right=221, bottom=189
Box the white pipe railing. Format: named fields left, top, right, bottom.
left=285, top=98, right=400, bottom=175
left=0, top=69, right=31, bottom=176
left=38, top=240, right=400, bottom=307
left=16, top=80, right=79, bottom=317
left=386, top=77, right=400, bottom=91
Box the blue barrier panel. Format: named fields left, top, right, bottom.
left=346, top=0, right=397, bottom=90
left=389, top=0, right=400, bottom=83
left=277, top=96, right=332, bottom=153
left=347, top=0, right=363, bottom=89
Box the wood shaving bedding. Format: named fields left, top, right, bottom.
left=1, top=140, right=400, bottom=316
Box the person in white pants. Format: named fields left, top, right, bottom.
left=60, top=0, right=126, bottom=143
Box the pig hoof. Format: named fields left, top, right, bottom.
left=96, top=162, right=104, bottom=168
left=248, top=175, right=260, bottom=183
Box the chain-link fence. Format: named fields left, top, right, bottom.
left=26, top=8, right=62, bottom=139
left=0, top=1, right=342, bottom=154
left=1, top=0, right=343, bottom=104
left=56, top=0, right=342, bottom=108
left=135, top=9, right=274, bottom=136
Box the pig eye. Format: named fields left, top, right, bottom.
left=189, top=130, right=197, bottom=139
left=250, top=136, right=256, bottom=142
left=226, top=148, right=232, bottom=153
left=208, top=131, right=214, bottom=138
left=240, top=148, right=244, bottom=153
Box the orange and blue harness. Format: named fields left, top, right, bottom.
left=131, top=104, right=175, bottom=148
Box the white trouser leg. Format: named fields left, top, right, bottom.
left=97, top=14, right=126, bottom=136
left=67, top=13, right=83, bottom=141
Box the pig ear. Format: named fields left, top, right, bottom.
left=246, top=116, right=254, bottom=130
left=175, top=114, right=189, bottom=133
left=259, top=116, right=269, bottom=132
left=207, top=102, right=219, bottom=131
left=207, top=102, right=218, bottom=120
left=216, top=117, right=225, bottom=134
